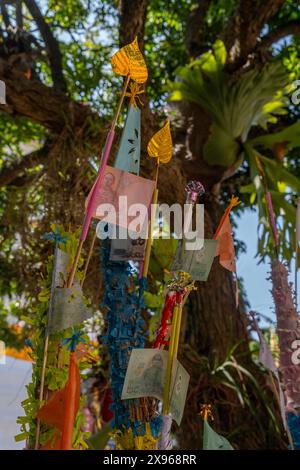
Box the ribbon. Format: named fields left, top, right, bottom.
left=61, top=329, right=87, bottom=353
left=158, top=413, right=173, bottom=450
left=213, top=196, right=240, bottom=240
left=125, top=82, right=144, bottom=108
left=42, top=228, right=68, bottom=245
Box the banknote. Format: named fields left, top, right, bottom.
left=121, top=348, right=190, bottom=425
left=109, top=237, right=146, bottom=261
left=86, top=165, right=155, bottom=231
left=171, top=239, right=217, bottom=282
left=54, top=248, right=70, bottom=287
left=48, top=281, right=93, bottom=334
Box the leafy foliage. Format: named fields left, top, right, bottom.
left=14, top=226, right=92, bottom=449
left=171, top=40, right=300, bottom=263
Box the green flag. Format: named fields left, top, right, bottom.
left=114, top=104, right=141, bottom=175
left=203, top=420, right=233, bottom=450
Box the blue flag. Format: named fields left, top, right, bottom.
left=203, top=420, right=233, bottom=450
left=114, top=105, right=141, bottom=175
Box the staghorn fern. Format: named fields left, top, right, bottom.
left=171, top=40, right=300, bottom=263
left=170, top=40, right=290, bottom=167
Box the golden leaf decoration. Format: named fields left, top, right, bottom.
left=111, top=37, right=148, bottom=84
left=147, top=120, right=173, bottom=164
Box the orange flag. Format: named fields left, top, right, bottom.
left=37, top=352, right=80, bottom=450
left=215, top=215, right=236, bottom=273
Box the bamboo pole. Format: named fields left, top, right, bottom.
left=162, top=304, right=180, bottom=415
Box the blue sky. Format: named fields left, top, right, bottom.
left=235, top=209, right=295, bottom=326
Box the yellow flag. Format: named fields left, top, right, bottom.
left=147, top=120, right=173, bottom=164
left=111, top=37, right=148, bottom=84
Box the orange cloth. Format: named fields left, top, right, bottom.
left=215, top=216, right=236, bottom=273
left=37, top=352, right=80, bottom=449
left=40, top=432, right=61, bottom=450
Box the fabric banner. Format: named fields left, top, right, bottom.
left=114, top=104, right=141, bottom=175
left=203, top=420, right=233, bottom=450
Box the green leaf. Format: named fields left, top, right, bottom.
left=144, top=291, right=164, bottom=309
left=249, top=121, right=300, bottom=149
left=212, top=39, right=227, bottom=67
left=14, top=432, right=28, bottom=442
left=203, top=123, right=240, bottom=166
left=259, top=154, right=300, bottom=192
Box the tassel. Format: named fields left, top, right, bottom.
left=158, top=414, right=172, bottom=450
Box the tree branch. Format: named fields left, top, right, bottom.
left=0, top=143, right=50, bottom=187
left=258, top=20, right=300, bottom=50
left=0, top=57, right=97, bottom=132
left=23, top=0, right=67, bottom=92
left=223, top=0, right=286, bottom=69
left=185, top=0, right=212, bottom=58
left=16, top=0, right=23, bottom=30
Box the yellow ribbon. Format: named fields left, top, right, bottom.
left=213, top=195, right=240, bottom=240
left=125, top=82, right=144, bottom=108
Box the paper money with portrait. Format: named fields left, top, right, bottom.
left=121, top=348, right=189, bottom=425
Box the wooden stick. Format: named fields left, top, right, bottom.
left=80, top=230, right=97, bottom=288
left=34, top=241, right=59, bottom=449
left=143, top=188, right=159, bottom=278
left=172, top=305, right=183, bottom=360
left=162, top=305, right=179, bottom=415
left=67, top=238, right=84, bottom=288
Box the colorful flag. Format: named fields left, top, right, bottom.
left=114, top=104, right=141, bottom=175
left=215, top=216, right=236, bottom=273
left=203, top=420, right=233, bottom=450
left=61, top=352, right=81, bottom=449
left=111, top=37, right=148, bottom=84
left=85, top=165, right=155, bottom=230
left=37, top=352, right=80, bottom=450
